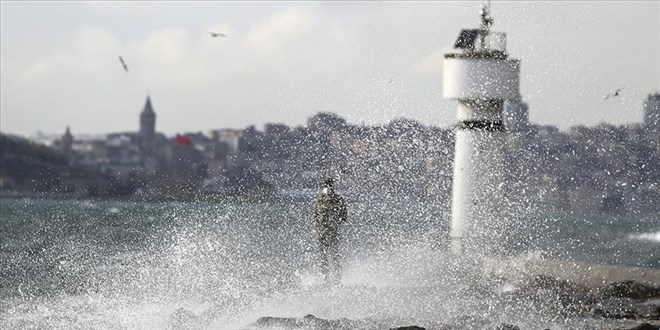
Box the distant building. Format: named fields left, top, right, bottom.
left=307, top=112, right=347, bottom=133
left=101, top=132, right=142, bottom=176
left=210, top=129, right=243, bottom=153
left=181, top=132, right=211, bottom=151
left=536, top=125, right=560, bottom=138
left=504, top=100, right=529, bottom=132
left=139, top=96, right=156, bottom=151
left=60, top=126, right=74, bottom=154
left=264, top=123, right=289, bottom=137
left=51, top=126, right=75, bottom=164
left=643, top=92, right=660, bottom=130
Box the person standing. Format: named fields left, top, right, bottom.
left=312, top=178, right=347, bottom=283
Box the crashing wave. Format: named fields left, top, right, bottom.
left=628, top=230, right=660, bottom=243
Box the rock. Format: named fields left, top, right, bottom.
left=252, top=314, right=373, bottom=329
left=529, top=274, right=585, bottom=294
left=499, top=274, right=595, bottom=316
left=254, top=316, right=299, bottom=328
left=600, top=281, right=660, bottom=300
left=589, top=298, right=637, bottom=319
left=488, top=324, right=521, bottom=330
left=389, top=327, right=426, bottom=330
left=624, top=323, right=660, bottom=330
left=632, top=303, right=660, bottom=320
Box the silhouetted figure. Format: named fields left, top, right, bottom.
left=312, top=178, right=347, bottom=283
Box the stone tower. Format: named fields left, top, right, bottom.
left=139, top=95, right=156, bottom=150
left=61, top=126, right=73, bottom=155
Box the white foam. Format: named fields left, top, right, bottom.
left=293, top=270, right=325, bottom=289
left=628, top=230, right=660, bottom=243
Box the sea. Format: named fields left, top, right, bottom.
left=0, top=197, right=658, bottom=329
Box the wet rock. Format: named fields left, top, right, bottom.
left=592, top=301, right=660, bottom=321
left=618, top=323, right=660, bottom=330
left=529, top=274, right=584, bottom=292
left=589, top=297, right=637, bottom=319
left=590, top=307, right=636, bottom=319
left=252, top=314, right=371, bottom=329
left=498, top=274, right=595, bottom=315
left=633, top=303, right=660, bottom=320
left=494, top=275, right=660, bottom=325
left=488, top=324, right=521, bottom=330
left=254, top=316, right=298, bottom=328
left=599, top=281, right=660, bottom=300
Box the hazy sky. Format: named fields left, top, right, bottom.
left=1, top=1, right=659, bottom=137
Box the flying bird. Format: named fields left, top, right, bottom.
left=118, top=56, right=129, bottom=73
left=209, top=31, right=227, bottom=38
left=603, top=88, right=622, bottom=100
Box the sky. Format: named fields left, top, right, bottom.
left=1, top=1, right=659, bottom=137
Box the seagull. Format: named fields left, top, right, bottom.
left=118, top=56, right=129, bottom=73
left=603, top=88, right=622, bottom=100
left=209, top=31, right=227, bottom=38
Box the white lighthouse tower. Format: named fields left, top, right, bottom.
left=444, top=4, right=521, bottom=255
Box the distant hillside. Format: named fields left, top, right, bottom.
left=0, top=133, right=131, bottom=197
left=0, top=133, right=70, bottom=190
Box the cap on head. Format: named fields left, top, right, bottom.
left=322, top=177, right=334, bottom=187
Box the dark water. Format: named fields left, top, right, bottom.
left=0, top=197, right=657, bottom=329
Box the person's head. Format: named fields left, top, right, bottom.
left=321, top=177, right=334, bottom=193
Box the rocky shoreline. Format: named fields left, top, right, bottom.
left=246, top=280, right=660, bottom=330
left=168, top=277, right=660, bottom=330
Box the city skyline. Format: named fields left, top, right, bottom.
left=1, top=1, right=659, bottom=136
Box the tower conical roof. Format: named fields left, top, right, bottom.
left=142, top=96, right=154, bottom=114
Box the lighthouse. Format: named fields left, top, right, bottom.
left=443, top=4, right=521, bottom=255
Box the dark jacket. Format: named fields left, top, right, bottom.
left=313, top=191, right=347, bottom=241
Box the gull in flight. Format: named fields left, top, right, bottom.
left=118, top=56, right=129, bottom=73
left=603, top=88, right=622, bottom=100
left=209, top=31, right=227, bottom=38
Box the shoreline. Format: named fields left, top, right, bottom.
left=483, top=257, right=660, bottom=288
left=237, top=258, right=660, bottom=330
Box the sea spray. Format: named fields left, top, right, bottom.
left=628, top=230, right=660, bottom=243
left=1, top=198, right=657, bottom=329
